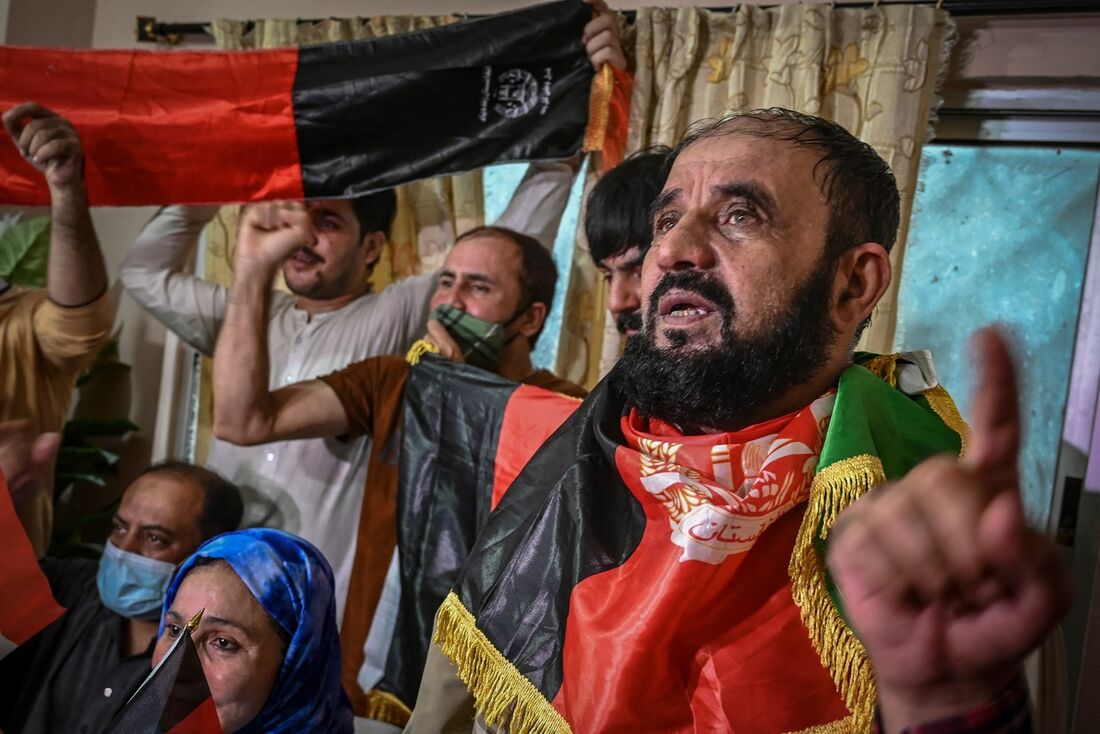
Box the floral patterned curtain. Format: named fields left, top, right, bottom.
left=194, top=16, right=484, bottom=463
left=557, top=3, right=954, bottom=386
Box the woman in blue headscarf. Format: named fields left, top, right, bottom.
left=153, top=528, right=353, bottom=733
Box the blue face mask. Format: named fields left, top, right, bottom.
left=96, top=540, right=177, bottom=620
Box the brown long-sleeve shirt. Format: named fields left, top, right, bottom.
left=0, top=286, right=112, bottom=555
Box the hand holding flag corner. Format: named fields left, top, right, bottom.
left=105, top=608, right=222, bottom=734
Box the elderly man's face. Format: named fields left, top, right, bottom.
left=618, top=130, right=841, bottom=433
left=110, top=472, right=205, bottom=564
left=642, top=132, right=831, bottom=351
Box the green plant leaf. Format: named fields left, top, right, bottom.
left=0, top=216, right=50, bottom=287
left=58, top=445, right=121, bottom=467
left=56, top=471, right=108, bottom=487
left=63, top=418, right=138, bottom=438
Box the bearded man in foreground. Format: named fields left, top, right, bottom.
left=406, top=109, right=1069, bottom=734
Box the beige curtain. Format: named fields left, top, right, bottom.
left=557, top=3, right=954, bottom=386
left=194, top=16, right=484, bottom=463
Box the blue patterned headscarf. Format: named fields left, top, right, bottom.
left=162, top=528, right=353, bottom=734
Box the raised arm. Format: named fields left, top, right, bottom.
left=119, top=204, right=225, bottom=355
left=212, top=202, right=349, bottom=446
left=2, top=104, right=113, bottom=370
left=2, top=104, right=108, bottom=307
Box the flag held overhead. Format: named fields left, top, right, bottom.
left=0, top=0, right=630, bottom=207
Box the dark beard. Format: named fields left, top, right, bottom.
left=615, top=262, right=839, bottom=434
left=615, top=310, right=642, bottom=335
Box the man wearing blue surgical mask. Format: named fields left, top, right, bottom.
left=0, top=461, right=243, bottom=734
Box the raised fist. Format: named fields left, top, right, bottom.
left=236, top=200, right=316, bottom=270
left=2, top=102, right=85, bottom=191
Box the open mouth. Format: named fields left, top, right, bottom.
left=657, top=290, right=718, bottom=320
left=290, top=247, right=323, bottom=266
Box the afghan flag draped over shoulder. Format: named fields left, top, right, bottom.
left=366, top=355, right=580, bottom=724
left=0, top=0, right=630, bottom=207
left=0, top=469, right=64, bottom=659
left=433, top=353, right=969, bottom=734
left=105, top=609, right=222, bottom=734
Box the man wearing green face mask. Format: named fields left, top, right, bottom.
left=212, top=210, right=586, bottom=720
left=0, top=457, right=243, bottom=734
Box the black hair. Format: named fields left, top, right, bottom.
left=139, top=461, right=244, bottom=541
left=584, top=146, right=671, bottom=265
left=456, top=225, right=558, bottom=347
left=664, top=108, right=900, bottom=337
left=349, top=189, right=398, bottom=241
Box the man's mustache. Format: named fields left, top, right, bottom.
left=616, top=311, right=642, bottom=335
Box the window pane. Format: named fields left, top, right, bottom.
left=896, top=144, right=1100, bottom=523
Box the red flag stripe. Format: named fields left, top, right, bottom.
left=490, top=385, right=580, bottom=509
left=0, top=45, right=303, bottom=207
left=0, top=470, right=64, bottom=646
left=166, top=695, right=221, bottom=734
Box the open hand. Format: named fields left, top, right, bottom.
left=236, top=201, right=316, bottom=271
left=2, top=103, right=85, bottom=191
left=826, top=328, right=1071, bottom=731
left=582, top=0, right=626, bottom=70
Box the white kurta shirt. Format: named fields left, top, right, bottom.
left=119, top=161, right=576, bottom=625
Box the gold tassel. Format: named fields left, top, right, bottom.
left=363, top=689, right=412, bottom=727
left=858, top=353, right=900, bottom=388
left=921, top=385, right=970, bottom=456
left=789, top=455, right=885, bottom=733
left=582, top=64, right=613, bottom=154
left=785, top=714, right=859, bottom=734
left=406, top=338, right=441, bottom=366
left=435, top=592, right=572, bottom=734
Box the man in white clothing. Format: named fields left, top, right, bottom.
left=119, top=166, right=575, bottom=627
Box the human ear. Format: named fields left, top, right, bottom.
left=361, top=231, right=386, bottom=269
left=832, top=243, right=891, bottom=333
left=517, top=301, right=549, bottom=339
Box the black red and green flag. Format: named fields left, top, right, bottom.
left=105, top=609, right=222, bottom=734
left=0, top=469, right=65, bottom=659
left=0, top=0, right=629, bottom=207
left=430, top=356, right=968, bottom=733
left=372, top=356, right=579, bottom=717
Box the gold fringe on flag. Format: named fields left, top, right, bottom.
left=582, top=64, right=632, bottom=172
left=406, top=339, right=441, bottom=366
left=434, top=591, right=572, bottom=734
left=859, top=353, right=969, bottom=454
left=788, top=455, right=885, bottom=733
left=921, top=385, right=970, bottom=455
left=858, top=353, right=900, bottom=388
left=786, top=714, right=859, bottom=734
left=363, top=689, right=412, bottom=727
left=582, top=64, right=613, bottom=154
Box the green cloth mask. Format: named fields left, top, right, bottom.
left=431, top=304, right=511, bottom=371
